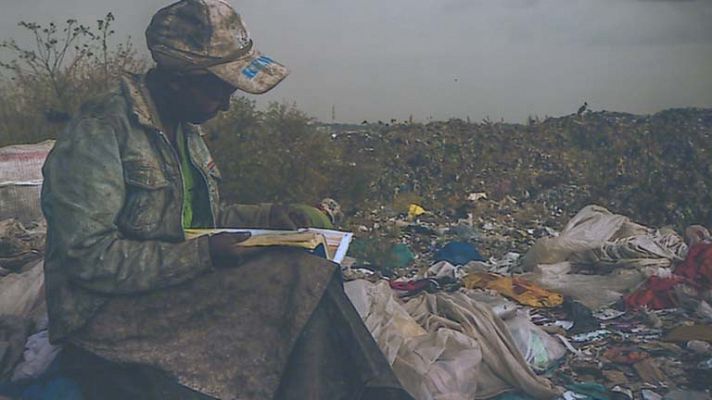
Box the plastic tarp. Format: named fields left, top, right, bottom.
left=522, top=205, right=686, bottom=272
left=344, top=280, right=560, bottom=400
left=0, top=260, right=44, bottom=318
left=463, top=291, right=566, bottom=372
left=11, top=329, right=61, bottom=382
left=0, top=141, right=55, bottom=225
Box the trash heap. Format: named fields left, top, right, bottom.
left=343, top=203, right=712, bottom=400
left=0, top=219, right=63, bottom=397
left=328, top=108, right=712, bottom=231
left=0, top=141, right=74, bottom=399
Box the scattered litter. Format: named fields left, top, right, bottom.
left=633, top=358, right=668, bottom=387
left=593, top=308, right=626, bottom=321
left=604, top=347, right=649, bottom=365
left=563, top=298, right=599, bottom=334
left=571, top=330, right=610, bottom=343
left=433, top=241, right=485, bottom=266
left=407, top=204, right=426, bottom=220
left=467, top=192, right=487, bottom=202
left=426, top=261, right=461, bottom=279
left=663, top=390, right=711, bottom=400
left=686, top=340, right=711, bottom=354
left=663, top=325, right=712, bottom=343
left=698, top=358, right=712, bottom=369
left=641, top=389, right=663, bottom=400
left=610, top=385, right=633, bottom=399
left=463, top=272, right=564, bottom=308
left=564, top=382, right=609, bottom=400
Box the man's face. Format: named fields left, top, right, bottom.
left=172, top=73, right=238, bottom=124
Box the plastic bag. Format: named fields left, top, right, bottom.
left=503, top=310, right=566, bottom=372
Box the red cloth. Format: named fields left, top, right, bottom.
left=625, top=242, right=712, bottom=310
left=624, top=276, right=683, bottom=310
left=674, top=243, right=712, bottom=284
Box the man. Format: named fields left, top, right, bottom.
left=41, top=0, right=412, bottom=399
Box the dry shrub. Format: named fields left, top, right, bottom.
left=0, top=14, right=145, bottom=146
left=204, top=100, right=376, bottom=209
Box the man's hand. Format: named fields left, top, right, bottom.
left=208, top=232, right=258, bottom=268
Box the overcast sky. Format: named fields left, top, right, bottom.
left=1, top=0, right=711, bottom=123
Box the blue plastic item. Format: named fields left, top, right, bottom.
left=433, top=241, right=485, bottom=265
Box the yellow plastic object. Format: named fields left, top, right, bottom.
left=408, top=204, right=427, bottom=220
left=462, top=272, right=564, bottom=308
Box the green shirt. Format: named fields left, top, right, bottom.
left=176, top=124, right=210, bottom=229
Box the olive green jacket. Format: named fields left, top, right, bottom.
left=41, top=73, right=275, bottom=342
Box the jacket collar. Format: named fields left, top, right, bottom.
left=120, top=72, right=163, bottom=132
left=120, top=72, right=206, bottom=137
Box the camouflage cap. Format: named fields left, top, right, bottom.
left=146, top=0, right=288, bottom=94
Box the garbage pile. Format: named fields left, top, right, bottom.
left=2, top=117, right=712, bottom=399
left=0, top=219, right=63, bottom=396
left=343, top=204, right=712, bottom=400
left=0, top=141, right=73, bottom=399
left=329, top=108, right=712, bottom=231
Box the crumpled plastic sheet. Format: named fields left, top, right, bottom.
left=11, top=330, right=61, bottom=382
left=522, top=205, right=686, bottom=272
left=0, top=260, right=44, bottom=318
left=345, top=280, right=561, bottom=400
left=345, top=280, right=479, bottom=399
left=525, top=266, right=646, bottom=310
left=463, top=291, right=567, bottom=371
left=571, top=229, right=686, bottom=270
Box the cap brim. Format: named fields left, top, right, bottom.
left=207, top=49, right=289, bottom=94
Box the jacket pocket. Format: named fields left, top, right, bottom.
left=119, top=161, right=170, bottom=235
left=124, top=161, right=169, bottom=189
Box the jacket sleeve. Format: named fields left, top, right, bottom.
left=218, top=203, right=274, bottom=229
left=42, top=116, right=214, bottom=295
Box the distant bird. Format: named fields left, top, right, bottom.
left=361, top=120, right=369, bottom=125
left=577, top=102, right=588, bottom=116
